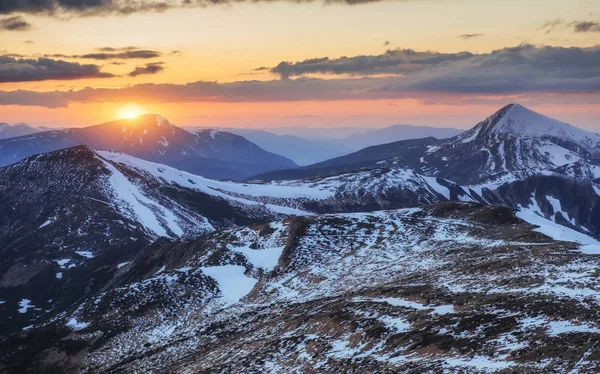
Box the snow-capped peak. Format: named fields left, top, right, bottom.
left=455, top=104, right=600, bottom=148
left=491, top=104, right=598, bottom=141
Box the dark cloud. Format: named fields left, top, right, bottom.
left=170, top=50, right=183, bottom=56
left=571, top=21, right=600, bottom=33
left=39, top=48, right=161, bottom=60
left=128, top=62, right=165, bottom=77
left=1, top=44, right=599, bottom=107
left=383, top=41, right=390, bottom=46
left=267, top=44, right=600, bottom=85
left=270, top=49, right=476, bottom=79
left=0, top=0, right=407, bottom=17
left=457, top=33, right=483, bottom=39
left=79, top=49, right=162, bottom=60
left=0, top=56, right=114, bottom=82
left=0, top=16, right=31, bottom=31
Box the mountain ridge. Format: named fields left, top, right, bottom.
left=0, top=114, right=296, bottom=179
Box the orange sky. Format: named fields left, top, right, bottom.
left=0, top=0, right=599, bottom=129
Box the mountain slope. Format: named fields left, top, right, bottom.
left=0, top=146, right=298, bottom=335
left=332, top=124, right=463, bottom=151
left=5, top=203, right=600, bottom=373
left=0, top=146, right=489, bottom=335
left=209, top=128, right=353, bottom=165
left=0, top=115, right=297, bottom=179
left=253, top=137, right=441, bottom=180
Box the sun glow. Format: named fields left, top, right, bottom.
left=118, top=104, right=146, bottom=120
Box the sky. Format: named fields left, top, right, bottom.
left=0, top=0, right=599, bottom=130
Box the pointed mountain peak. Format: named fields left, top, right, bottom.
left=455, top=103, right=600, bottom=146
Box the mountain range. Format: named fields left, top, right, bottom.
left=0, top=123, right=49, bottom=140
left=184, top=124, right=463, bottom=165
left=0, top=115, right=296, bottom=179
left=2, top=104, right=600, bottom=372
left=257, top=104, right=600, bottom=184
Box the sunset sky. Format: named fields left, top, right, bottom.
left=0, top=0, right=599, bottom=129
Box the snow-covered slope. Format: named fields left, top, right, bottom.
left=0, top=146, right=485, bottom=335
left=99, top=149, right=482, bottom=214
left=454, top=104, right=600, bottom=148
left=8, top=203, right=600, bottom=373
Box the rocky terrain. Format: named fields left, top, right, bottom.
left=3, top=203, right=600, bottom=373
left=0, top=145, right=485, bottom=337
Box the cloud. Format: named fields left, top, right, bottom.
left=24, top=40, right=35, bottom=44
left=571, top=21, right=600, bottom=33
left=457, top=33, right=483, bottom=39
left=1, top=44, right=600, bottom=107
left=79, top=49, right=162, bottom=60
left=540, top=19, right=600, bottom=34
left=269, top=48, right=475, bottom=79
left=539, top=19, right=565, bottom=34
left=0, top=0, right=409, bottom=17
left=96, top=46, right=139, bottom=52
left=0, top=16, right=31, bottom=31
left=0, top=56, right=114, bottom=82
left=267, top=44, right=600, bottom=85
left=129, top=62, right=165, bottom=77
left=39, top=48, right=161, bottom=60
left=383, top=41, right=390, bottom=46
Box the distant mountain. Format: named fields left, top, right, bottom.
left=0, top=123, right=48, bottom=139
left=257, top=104, right=600, bottom=185
left=210, top=128, right=352, bottom=165
left=331, top=124, right=463, bottom=151
left=0, top=115, right=297, bottom=179
left=260, top=125, right=372, bottom=140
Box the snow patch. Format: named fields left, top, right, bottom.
left=66, top=318, right=89, bottom=331
left=18, top=299, right=33, bottom=314
left=75, top=250, right=94, bottom=259
left=201, top=265, right=257, bottom=304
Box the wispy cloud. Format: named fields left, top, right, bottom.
left=128, top=62, right=165, bottom=77
left=539, top=19, right=565, bottom=34
left=457, top=33, right=483, bottom=39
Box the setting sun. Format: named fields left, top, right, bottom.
left=118, top=104, right=146, bottom=120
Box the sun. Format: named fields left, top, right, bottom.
left=118, top=104, right=146, bottom=120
